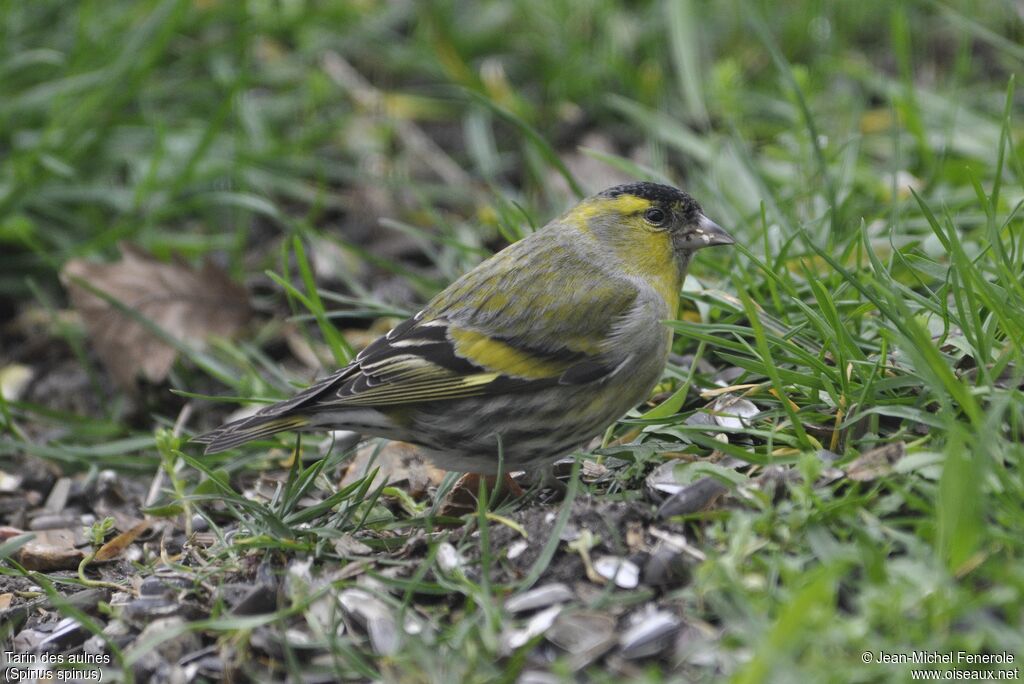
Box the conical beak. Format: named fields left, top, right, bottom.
left=678, top=214, right=734, bottom=251
left=695, top=214, right=734, bottom=247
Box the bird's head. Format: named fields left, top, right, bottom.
left=565, top=182, right=734, bottom=301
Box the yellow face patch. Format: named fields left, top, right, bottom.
left=603, top=194, right=652, bottom=215
left=562, top=191, right=683, bottom=312
left=568, top=194, right=652, bottom=229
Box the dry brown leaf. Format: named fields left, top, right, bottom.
left=341, top=441, right=445, bottom=497
left=61, top=244, right=250, bottom=389
left=94, top=519, right=151, bottom=562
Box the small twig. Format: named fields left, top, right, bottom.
left=699, top=382, right=766, bottom=399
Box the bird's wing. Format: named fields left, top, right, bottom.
left=274, top=241, right=640, bottom=412
left=426, top=237, right=638, bottom=356
left=193, top=240, right=642, bottom=454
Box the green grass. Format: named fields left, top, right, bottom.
left=1, top=0, right=1023, bottom=682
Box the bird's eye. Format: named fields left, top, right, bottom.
left=643, top=207, right=667, bottom=226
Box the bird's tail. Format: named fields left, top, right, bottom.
left=192, top=414, right=312, bottom=454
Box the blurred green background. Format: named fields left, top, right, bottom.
left=2, top=0, right=1019, bottom=297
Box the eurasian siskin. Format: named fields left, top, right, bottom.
left=195, top=182, right=734, bottom=473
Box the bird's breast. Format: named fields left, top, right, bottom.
left=600, top=296, right=674, bottom=408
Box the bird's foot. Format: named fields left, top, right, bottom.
left=526, top=464, right=568, bottom=501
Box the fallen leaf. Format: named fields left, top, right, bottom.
left=94, top=520, right=151, bottom=562
left=61, top=244, right=250, bottom=389
left=341, top=441, right=445, bottom=497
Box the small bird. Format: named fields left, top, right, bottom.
left=195, top=182, right=734, bottom=473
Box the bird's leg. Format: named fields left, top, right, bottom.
left=526, top=464, right=567, bottom=500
